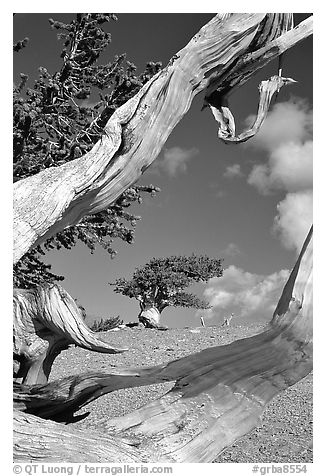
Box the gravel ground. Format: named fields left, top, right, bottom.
left=50, top=324, right=312, bottom=463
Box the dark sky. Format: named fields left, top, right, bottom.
left=13, top=13, right=313, bottom=327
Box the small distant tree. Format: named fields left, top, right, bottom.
left=111, top=254, right=223, bottom=328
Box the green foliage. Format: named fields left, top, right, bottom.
left=13, top=247, right=65, bottom=288
left=90, top=316, right=123, bottom=332
left=13, top=13, right=162, bottom=288
left=111, top=254, right=224, bottom=314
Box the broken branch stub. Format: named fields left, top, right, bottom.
left=203, top=14, right=312, bottom=144
left=210, top=75, right=297, bottom=143
left=13, top=284, right=127, bottom=385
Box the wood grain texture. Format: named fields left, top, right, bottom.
left=13, top=285, right=127, bottom=385
left=209, top=75, right=297, bottom=143
left=13, top=14, right=312, bottom=263
left=101, top=228, right=313, bottom=462
left=14, top=228, right=312, bottom=462
left=14, top=411, right=144, bottom=463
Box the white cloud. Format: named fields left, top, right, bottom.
left=248, top=140, right=313, bottom=194
left=246, top=99, right=312, bottom=152
left=223, top=163, right=243, bottom=179
left=203, top=265, right=290, bottom=323
left=273, top=190, right=313, bottom=252
left=246, top=99, right=313, bottom=252
left=156, top=146, right=198, bottom=177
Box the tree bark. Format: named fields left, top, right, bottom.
left=14, top=411, right=144, bottom=463
left=13, top=285, right=127, bottom=385
left=209, top=75, right=297, bottom=143
left=13, top=13, right=313, bottom=463
left=13, top=227, right=312, bottom=462
left=138, top=306, right=163, bottom=329
left=13, top=14, right=312, bottom=263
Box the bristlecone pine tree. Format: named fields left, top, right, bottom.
left=13, top=13, right=161, bottom=289
left=111, top=254, right=223, bottom=328
left=13, top=14, right=313, bottom=463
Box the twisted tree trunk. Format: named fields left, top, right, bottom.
left=13, top=14, right=312, bottom=263
left=13, top=13, right=313, bottom=463
left=14, top=227, right=312, bottom=462
left=13, top=285, right=127, bottom=385
left=138, top=306, right=162, bottom=329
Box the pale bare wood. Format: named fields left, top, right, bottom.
left=14, top=411, right=144, bottom=463
left=13, top=14, right=312, bottom=264
left=138, top=306, right=162, bottom=328
left=13, top=285, right=127, bottom=385
left=14, top=228, right=312, bottom=462
left=105, top=228, right=312, bottom=463
left=209, top=75, right=297, bottom=143
left=203, top=15, right=311, bottom=102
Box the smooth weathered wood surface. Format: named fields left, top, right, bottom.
left=105, top=228, right=312, bottom=463
left=14, top=411, right=144, bottom=463
left=14, top=228, right=312, bottom=462
left=13, top=14, right=312, bottom=263
left=209, top=75, right=297, bottom=143
left=13, top=285, right=127, bottom=385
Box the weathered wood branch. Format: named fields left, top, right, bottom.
left=13, top=14, right=312, bottom=263
left=13, top=285, right=127, bottom=385
left=14, top=227, right=312, bottom=462
left=203, top=15, right=312, bottom=142
left=107, top=227, right=311, bottom=463
left=203, top=15, right=312, bottom=100
left=210, top=75, right=297, bottom=143
left=14, top=411, right=145, bottom=463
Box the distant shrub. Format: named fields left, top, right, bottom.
left=90, top=316, right=123, bottom=332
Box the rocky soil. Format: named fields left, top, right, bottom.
left=50, top=323, right=313, bottom=463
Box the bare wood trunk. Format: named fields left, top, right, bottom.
left=106, top=228, right=312, bottom=463
left=14, top=228, right=312, bottom=462
left=13, top=14, right=312, bottom=263
left=14, top=411, right=144, bottom=463
left=13, top=285, right=127, bottom=385
left=138, top=306, right=162, bottom=329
